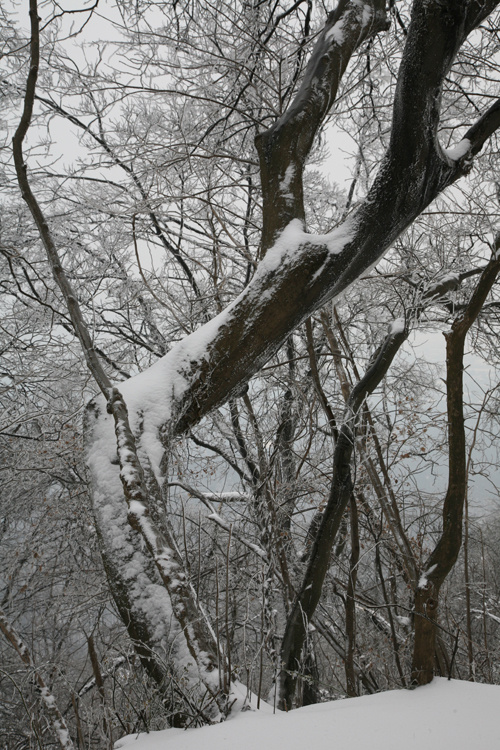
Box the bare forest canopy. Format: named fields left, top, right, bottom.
left=2, top=0, right=500, bottom=746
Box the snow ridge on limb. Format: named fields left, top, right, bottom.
left=85, top=396, right=224, bottom=725
left=170, top=1, right=500, bottom=436
left=109, top=388, right=221, bottom=699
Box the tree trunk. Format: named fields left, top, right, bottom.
left=15, top=0, right=500, bottom=715
left=411, top=253, right=500, bottom=684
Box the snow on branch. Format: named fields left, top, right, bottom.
left=168, top=481, right=268, bottom=560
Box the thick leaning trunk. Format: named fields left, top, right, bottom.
left=170, top=6, right=500, bottom=437
left=85, top=0, right=499, bottom=709
left=14, top=1, right=224, bottom=725
left=83, top=1, right=391, bottom=702
left=85, top=394, right=223, bottom=724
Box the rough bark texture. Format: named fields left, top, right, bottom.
left=171, top=0, right=500, bottom=439
left=256, top=0, right=389, bottom=253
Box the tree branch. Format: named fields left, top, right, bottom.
left=256, top=0, right=389, bottom=252
left=0, top=607, right=75, bottom=750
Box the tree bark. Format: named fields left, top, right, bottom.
left=278, top=321, right=408, bottom=709
left=345, top=495, right=360, bottom=697
left=170, top=0, right=500, bottom=438
left=13, top=0, right=224, bottom=723
left=256, top=0, right=389, bottom=253
left=78, top=9, right=499, bottom=703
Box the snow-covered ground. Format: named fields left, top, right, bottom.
left=116, top=678, right=500, bottom=750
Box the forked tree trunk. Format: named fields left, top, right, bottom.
left=278, top=320, right=408, bottom=709
left=15, top=0, right=500, bottom=716
left=85, top=0, right=499, bottom=707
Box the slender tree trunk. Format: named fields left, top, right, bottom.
left=411, top=253, right=500, bottom=684
left=279, top=322, right=408, bottom=709
left=464, top=493, right=475, bottom=680
left=345, top=496, right=360, bottom=697
left=87, top=635, right=111, bottom=747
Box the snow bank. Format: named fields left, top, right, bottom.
left=115, top=678, right=500, bottom=750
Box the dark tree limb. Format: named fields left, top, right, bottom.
left=278, top=319, right=408, bottom=709
left=345, top=494, right=360, bottom=696
left=256, top=0, right=389, bottom=253
left=84, top=0, right=500, bottom=711
left=171, top=0, right=500, bottom=437
left=12, top=1, right=110, bottom=398
left=465, top=97, right=500, bottom=157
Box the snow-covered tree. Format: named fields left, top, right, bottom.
left=3, top=0, right=500, bottom=738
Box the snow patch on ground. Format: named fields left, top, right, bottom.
left=116, top=679, right=500, bottom=750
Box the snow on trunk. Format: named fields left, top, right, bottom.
left=0, top=608, right=76, bottom=750
left=84, top=219, right=355, bottom=718
left=85, top=396, right=224, bottom=724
